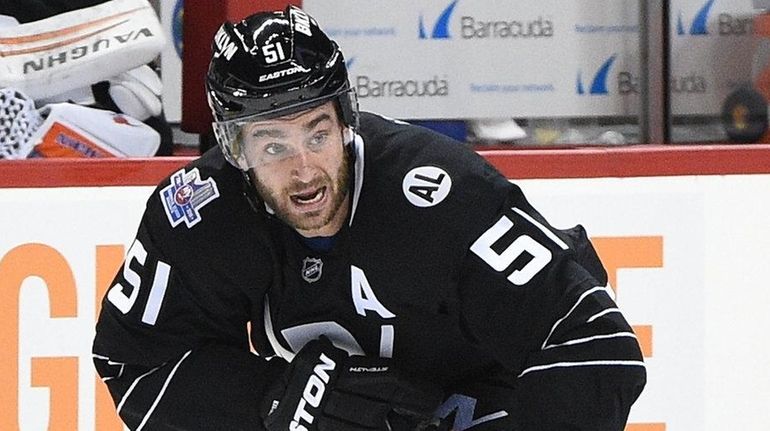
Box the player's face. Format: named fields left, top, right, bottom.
left=243, top=101, right=350, bottom=237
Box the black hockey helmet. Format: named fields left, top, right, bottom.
left=206, top=5, right=358, bottom=170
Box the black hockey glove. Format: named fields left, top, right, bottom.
left=261, top=337, right=443, bottom=431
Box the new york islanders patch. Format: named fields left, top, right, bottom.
left=160, top=168, right=220, bottom=228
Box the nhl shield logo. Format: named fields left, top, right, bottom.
left=301, top=257, right=323, bottom=283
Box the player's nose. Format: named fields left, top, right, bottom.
left=288, top=147, right=316, bottom=179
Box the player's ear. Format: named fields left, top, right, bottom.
left=343, top=127, right=354, bottom=145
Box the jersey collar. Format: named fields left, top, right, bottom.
left=348, top=132, right=365, bottom=227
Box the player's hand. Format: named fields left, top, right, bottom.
left=261, top=336, right=443, bottom=431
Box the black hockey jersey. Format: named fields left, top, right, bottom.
left=93, top=112, right=645, bottom=430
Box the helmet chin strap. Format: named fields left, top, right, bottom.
left=240, top=169, right=267, bottom=216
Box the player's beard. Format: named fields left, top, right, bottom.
left=253, top=152, right=350, bottom=234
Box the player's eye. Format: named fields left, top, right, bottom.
left=264, top=142, right=287, bottom=155
left=307, top=132, right=329, bottom=150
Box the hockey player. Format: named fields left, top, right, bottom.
left=93, top=5, right=646, bottom=430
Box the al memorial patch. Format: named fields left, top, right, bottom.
left=160, top=168, right=220, bottom=228
left=402, top=165, right=452, bottom=208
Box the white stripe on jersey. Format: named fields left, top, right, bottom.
left=518, top=360, right=646, bottom=378
left=541, top=286, right=610, bottom=349
left=543, top=332, right=637, bottom=350
left=92, top=353, right=126, bottom=381
left=134, top=350, right=192, bottom=431
left=117, top=365, right=162, bottom=414
left=587, top=307, right=621, bottom=323
left=264, top=295, right=297, bottom=361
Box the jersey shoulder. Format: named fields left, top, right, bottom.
left=148, top=147, right=246, bottom=228
left=358, top=112, right=509, bottom=185
left=356, top=112, right=513, bottom=218
left=350, top=113, right=521, bottom=257
left=142, top=147, right=272, bottom=264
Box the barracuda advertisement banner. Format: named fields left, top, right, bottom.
left=303, top=0, right=757, bottom=119
left=670, top=0, right=757, bottom=116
